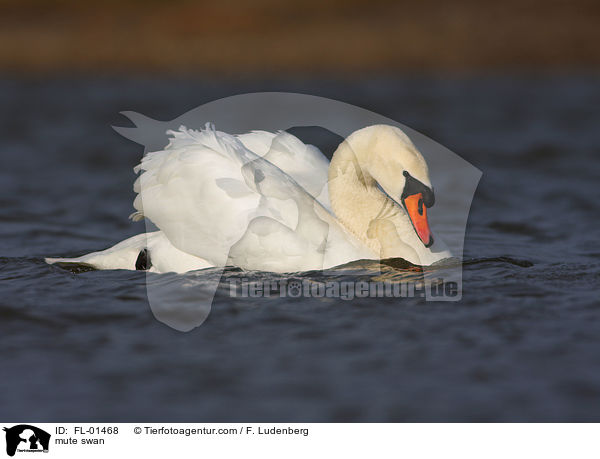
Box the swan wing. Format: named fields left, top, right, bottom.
left=236, top=130, right=331, bottom=211
left=133, top=124, right=337, bottom=270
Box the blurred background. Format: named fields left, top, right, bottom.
left=1, top=0, right=599, bottom=76
left=1, top=0, right=599, bottom=422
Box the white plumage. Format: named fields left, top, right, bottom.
left=47, top=124, right=451, bottom=273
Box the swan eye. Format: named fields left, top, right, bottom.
left=402, top=171, right=434, bottom=208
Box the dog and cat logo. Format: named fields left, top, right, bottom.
left=3, top=425, right=50, bottom=456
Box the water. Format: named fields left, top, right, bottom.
left=0, top=76, right=598, bottom=421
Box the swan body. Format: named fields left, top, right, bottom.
left=47, top=124, right=451, bottom=273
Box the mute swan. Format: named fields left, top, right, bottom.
left=47, top=124, right=451, bottom=273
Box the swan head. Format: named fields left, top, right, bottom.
left=344, top=125, right=436, bottom=248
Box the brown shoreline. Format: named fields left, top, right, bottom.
left=1, top=0, right=599, bottom=75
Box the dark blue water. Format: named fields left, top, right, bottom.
left=0, top=76, right=599, bottom=421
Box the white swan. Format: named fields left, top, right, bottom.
left=47, top=124, right=451, bottom=273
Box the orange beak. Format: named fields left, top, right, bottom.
left=403, top=193, right=434, bottom=248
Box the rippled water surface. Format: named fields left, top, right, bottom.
left=1, top=76, right=599, bottom=421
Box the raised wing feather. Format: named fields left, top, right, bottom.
left=236, top=130, right=331, bottom=210
left=132, top=124, right=336, bottom=269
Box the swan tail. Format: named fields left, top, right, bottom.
left=45, top=233, right=152, bottom=271
left=46, top=232, right=215, bottom=273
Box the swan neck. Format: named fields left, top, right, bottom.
left=327, top=139, right=384, bottom=255
left=327, top=134, right=434, bottom=265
